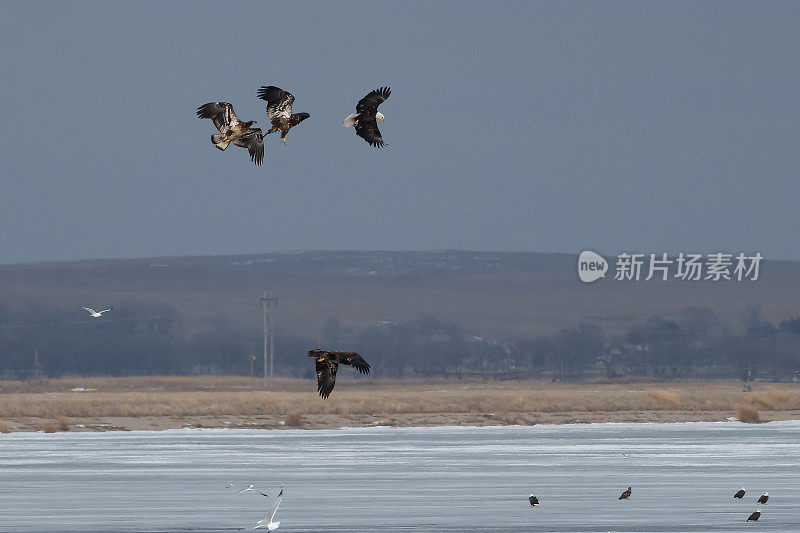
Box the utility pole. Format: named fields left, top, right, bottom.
left=260, top=291, right=278, bottom=388
left=248, top=343, right=255, bottom=390
left=33, top=349, right=40, bottom=382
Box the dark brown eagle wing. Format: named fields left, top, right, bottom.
left=257, top=86, right=294, bottom=122
left=233, top=128, right=264, bottom=165
left=197, top=102, right=241, bottom=133
left=316, top=359, right=338, bottom=399
left=332, top=351, right=371, bottom=375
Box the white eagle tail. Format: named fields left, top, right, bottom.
left=211, top=134, right=231, bottom=151
left=342, top=113, right=358, bottom=127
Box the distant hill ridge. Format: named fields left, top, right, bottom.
left=0, top=250, right=574, bottom=278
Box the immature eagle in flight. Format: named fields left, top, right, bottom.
left=196, top=102, right=264, bottom=165
left=343, top=86, right=391, bottom=147
left=256, top=86, right=310, bottom=144
left=308, top=349, right=370, bottom=399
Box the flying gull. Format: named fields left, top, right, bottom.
left=254, top=488, right=283, bottom=530
left=79, top=306, right=113, bottom=318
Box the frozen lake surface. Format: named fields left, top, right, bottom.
left=1, top=422, right=798, bottom=532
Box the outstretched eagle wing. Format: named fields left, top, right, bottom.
left=197, top=102, right=241, bottom=133
left=332, top=351, right=371, bottom=374
left=233, top=128, right=264, bottom=165
left=316, top=359, right=338, bottom=399
left=355, top=121, right=385, bottom=147
left=356, top=86, right=391, bottom=116
left=257, top=86, right=294, bottom=122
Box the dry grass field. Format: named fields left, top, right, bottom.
left=1, top=376, right=798, bottom=432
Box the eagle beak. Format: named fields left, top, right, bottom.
left=380, top=116, right=384, bottom=122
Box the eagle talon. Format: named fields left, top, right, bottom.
left=281, top=138, right=286, bottom=144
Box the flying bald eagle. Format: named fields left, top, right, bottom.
left=308, top=349, right=370, bottom=399
left=528, top=495, right=539, bottom=506
left=747, top=509, right=761, bottom=521
left=619, top=487, right=632, bottom=500
left=197, top=102, right=264, bottom=165
left=343, top=86, right=391, bottom=147
left=256, top=86, right=310, bottom=144
left=734, top=488, right=746, bottom=499
left=757, top=492, right=768, bottom=504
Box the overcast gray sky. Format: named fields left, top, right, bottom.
left=1, top=1, right=798, bottom=264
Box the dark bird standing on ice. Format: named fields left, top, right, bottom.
left=343, top=87, right=391, bottom=147
left=619, top=487, right=632, bottom=500
left=256, top=86, right=310, bottom=144
left=309, top=349, right=370, bottom=399
left=196, top=102, right=264, bottom=165
left=528, top=495, right=539, bottom=506
left=747, top=509, right=761, bottom=521
left=757, top=492, right=769, bottom=504
left=734, top=487, right=746, bottom=499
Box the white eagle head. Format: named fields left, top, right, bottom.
left=376, top=111, right=385, bottom=122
